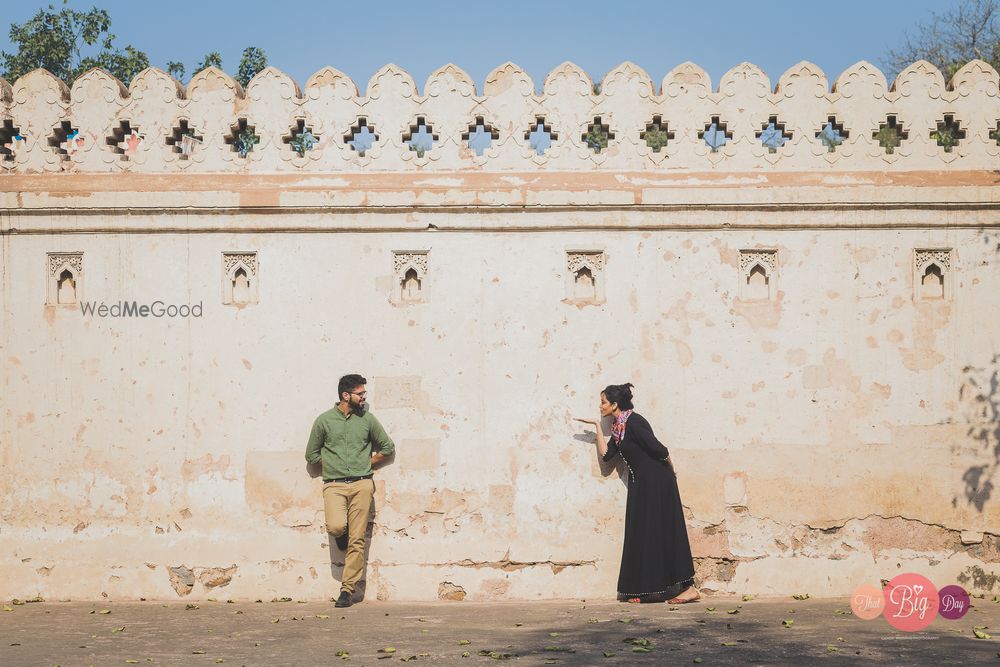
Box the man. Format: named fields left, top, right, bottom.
left=305, top=374, right=395, bottom=608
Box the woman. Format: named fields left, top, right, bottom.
left=576, top=383, right=700, bottom=604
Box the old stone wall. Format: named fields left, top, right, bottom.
left=1, top=59, right=999, bottom=601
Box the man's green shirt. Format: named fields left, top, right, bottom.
left=305, top=407, right=395, bottom=480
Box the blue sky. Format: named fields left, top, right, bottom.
left=1, top=0, right=965, bottom=89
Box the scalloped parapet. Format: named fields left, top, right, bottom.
left=2, top=60, right=1000, bottom=173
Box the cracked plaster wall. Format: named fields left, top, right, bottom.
left=2, top=224, right=998, bottom=600
left=0, top=59, right=999, bottom=601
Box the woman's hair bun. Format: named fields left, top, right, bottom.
left=603, top=382, right=636, bottom=410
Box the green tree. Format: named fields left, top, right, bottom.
left=236, top=46, right=267, bottom=87
left=884, top=0, right=1000, bottom=79
left=1, top=1, right=149, bottom=84
left=196, top=51, right=222, bottom=73
left=166, top=60, right=185, bottom=80
left=81, top=44, right=148, bottom=85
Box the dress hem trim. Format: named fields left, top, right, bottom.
left=617, top=573, right=696, bottom=599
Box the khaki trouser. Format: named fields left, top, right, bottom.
left=323, top=478, right=375, bottom=595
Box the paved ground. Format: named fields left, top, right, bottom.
left=1, top=596, right=998, bottom=666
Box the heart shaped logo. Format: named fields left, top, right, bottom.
left=883, top=574, right=938, bottom=632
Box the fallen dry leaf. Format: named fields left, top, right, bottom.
left=478, top=649, right=512, bottom=659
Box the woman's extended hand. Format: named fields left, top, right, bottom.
left=576, top=417, right=609, bottom=459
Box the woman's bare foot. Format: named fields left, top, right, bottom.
left=626, top=597, right=641, bottom=603
left=666, top=587, right=700, bottom=604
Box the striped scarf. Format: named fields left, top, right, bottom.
left=611, top=409, right=633, bottom=445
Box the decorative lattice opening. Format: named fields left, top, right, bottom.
left=565, top=251, right=606, bottom=304
left=225, top=118, right=260, bottom=158
left=525, top=117, right=557, bottom=156
left=462, top=117, right=499, bottom=156
left=873, top=115, right=908, bottom=154
left=47, top=251, right=84, bottom=305
left=913, top=248, right=952, bottom=301
left=739, top=249, right=777, bottom=301
left=282, top=118, right=320, bottom=157
left=582, top=116, right=614, bottom=154
left=991, top=121, right=1000, bottom=146
left=223, top=251, right=259, bottom=306
left=165, top=119, right=203, bottom=159
left=930, top=114, right=966, bottom=153
left=48, top=120, right=84, bottom=159
left=816, top=116, right=849, bottom=152
left=403, top=117, right=438, bottom=157
left=756, top=116, right=792, bottom=153
left=392, top=251, right=429, bottom=304
left=345, top=118, right=378, bottom=156
left=699, top=116, right=733, bottom=152
left=106, top=120, right=143, bottom=160
left=0, top=119, right=25, bottom=161
left=641, top=116, right=674, bottom=153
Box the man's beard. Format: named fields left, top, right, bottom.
left=350, top=399, right=366, bottom=414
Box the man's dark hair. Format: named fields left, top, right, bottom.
left=603, top=383, right=635, bottom=410
left=338, top=374, right=367, bottom=400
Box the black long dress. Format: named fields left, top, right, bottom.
left=603, top=412, right=696, bottom=600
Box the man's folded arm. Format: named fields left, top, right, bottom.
left=305, top=418, right=324, bottom=464
left=370, top=415, right=395, bottom=457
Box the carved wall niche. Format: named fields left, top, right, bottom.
left=222, top=251, right=259, bottom=306
left=913, top=248, right=953, bottom=301
left=739, top=249, right=777, bottom=301
left=46, top=252, right=83, bottom=305
left=565, top=250, right=606, bottom=304
left=392, top=251, right=429, bottom=304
